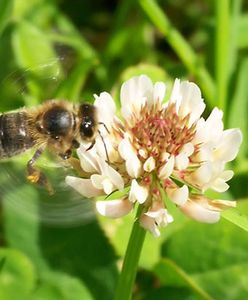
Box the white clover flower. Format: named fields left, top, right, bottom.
left=66, top=75, right=242, bottom=237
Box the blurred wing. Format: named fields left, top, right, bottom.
left=0, top=58, right=96, bottom=227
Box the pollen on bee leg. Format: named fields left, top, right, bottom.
left=27, top=171, right=40, bottom=183
left=27, top=168, right=54, bottom=195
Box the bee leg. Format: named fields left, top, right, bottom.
left=86, top=140, right=95, bottom=151
left=26, top=148, right=54, bottom=194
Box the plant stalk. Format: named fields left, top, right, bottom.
left=114, top=205, right=146, bottom=300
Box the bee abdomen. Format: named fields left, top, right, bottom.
left=0, top=111, right=34, bottom=158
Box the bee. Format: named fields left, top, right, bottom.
left=0, top=100, right=103, bottom=193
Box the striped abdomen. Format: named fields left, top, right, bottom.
left=0, top=111, right=34, bottom=158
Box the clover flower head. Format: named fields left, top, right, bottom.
left=66, top=75, right=242, bottom=237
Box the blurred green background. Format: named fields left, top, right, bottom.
left=0, top=0, right=248, bottom=299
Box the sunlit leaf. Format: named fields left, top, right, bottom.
left=54, top=59, right=96, bottom=101
left=0, top=0, right=13, bottom=35
left=11, top=20, right=62, bottom=104
left=154, top=258, right=212, bottom=300
left=120, top=63, right=169, bottom=86
left=193, top=263, right=248, bottom=299
left=13, top=0, right=42, bottom=19
left=98, top=210, right=162, bottom=269
left=237, top=14, right=248, bottom=49
left=3, top=185, right=118, bottom=300
left=161, top=201, right=248, bottom=298
left=33, top=271, right=93, bottom=300
left=228, top=58, right=248, bottom=160
left=221, top=207, right=248, bottom=232
left=0, top=248, right=36, bottom=300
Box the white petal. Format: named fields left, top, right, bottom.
left=190, top=162, right=213, bottom=186
left=143, top=156, right=156, bottom=172
left=181, top=143, right=194, bottom=156
left=194, top=108, right=223, bottom=144
left=95, top=135, right=119, bottom=162
left=96, top=199, right=133, bottom=218
left=211, top=178, right=230, bottom=192
left=193, top=144, right=212, bottom=162
left=91, top=174, right=104, bottom=189
left=167, top=185, right=189, bottom=206
left=169, top=79, right=181, bottom=109
left=118, top=136, right=135, bottom=160
left=77, top=145, right=99, bottom=173
left=189, top=101, right=206, bottom=127
left=129, top=179, right=148, bottom=204
left=145, top=209, right=174, bottom=226
left=138, top=149, right=148, bottom=159
left=139, top=214, right=161, bottom=237
left=120, top=75, right=153, bottom=119
left=98, top=158, right=124, bottom=190
left=102, top=178, right=115, bottom=194
left=159, top=155, right=175, bottom=179
left=94, top=92, right=116, bottom=126
left=178, top=81, right=205, bottom=126
left=175, top=153, right=189, bottom=170
left=214, top=129, right=242, bottom=162
left=220, top=170, right=234, bottom=181
left=66, top=176, right=103, bottom=198
left=153, top=82, right=166, bottom=104
left=180, top=200, right=220, bottom=223
left=126, top=156, right=142, bottom=178
left=175, top=143, right=194, bottom=170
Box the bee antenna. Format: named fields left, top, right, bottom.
left=98, top=129, right=110, bottom=163
left=98, top=122, right=110, bottom=134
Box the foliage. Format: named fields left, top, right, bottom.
left=0, top=0, right=248, bottom=299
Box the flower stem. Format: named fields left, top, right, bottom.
left=215, top=0, right=230, bottom=113
left=114, top=205, right=146, bottom=300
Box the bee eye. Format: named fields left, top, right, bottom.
left=80, top=119, right=95, bottom=138
left=79, top=104, right=97, bottom=140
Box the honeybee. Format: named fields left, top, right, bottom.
left=0, top=100, right=101, bottom=193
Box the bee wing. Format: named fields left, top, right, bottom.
left=0, top=160, right=96, bottom=227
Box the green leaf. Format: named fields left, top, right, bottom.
left=0, top=248, right=36, bottom=300
left=0, top=0, right=13, bottom=36
left=228, top=58, right=248, bottom=160
left=161, top=200, right=248, bottom=299
left=139, top=0, right=215, bottom=107
left=3, top=184, right=118, bottom=300
left=11, top=20, right=62, bottom=104
left=3, top=185, right=51, bottom=271
left=228, top=0, right=242, bottom=78
left=120, top=63, right=169, bottom=85
left=12, top=20, right=60, bottom=78
left=33, top=271, right=93, bottom=300
left=13, top=0, right=42, bottom=19
left=237, top=14, right=248, bottom=49
left=221, top=207, right=248, bottom=232
left=98, top=211, right=162, bottom=269
left=154, top=258, right=212, bottom=300
left=54, top=59, right=96, bottom=101
left=193, top=263, right=248, bottom=300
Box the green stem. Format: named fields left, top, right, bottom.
left=139, top=0, right=215, bottom=108
left=215, top=0, right=230, bottom=113
left=228, top=0, right=242, bottom=78
left=114, top=205, right=146, bottom=300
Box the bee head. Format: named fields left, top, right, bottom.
left=79, top=103, right=97, bottom=141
